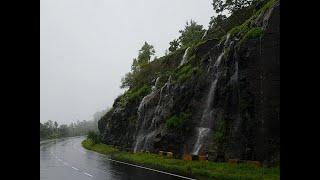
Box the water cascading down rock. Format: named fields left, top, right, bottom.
left=133, top=84, right=159, bottom=152
left=133, top=76, right=173, bottom=152
left=99, top=1, right=280, bottom=162
left=192, top=34, right=231, bottom=155
left=179, top=47, right=190, bottom=67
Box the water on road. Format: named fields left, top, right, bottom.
left=40, top=136, right=188, bottom=180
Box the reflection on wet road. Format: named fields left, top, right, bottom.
left=40, top=136, right=189, bottom=180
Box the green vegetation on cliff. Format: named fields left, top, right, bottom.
left=97, top=0, right=279, bottom=174
left=118, top=85, right=151, bottom=107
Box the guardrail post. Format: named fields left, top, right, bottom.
left=228, top=159, right=240, bottom=164
left=246, top=160, right=262, bottom=167
left=198, top=155, right=208, bottom=161
left=183, top=154, right=192, bottom=161
left=159, top=151, right=163, bottom=156
left=167, top=152, right=173, bottom=158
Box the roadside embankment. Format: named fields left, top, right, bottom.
left=82, top=139, right=279, bottom=180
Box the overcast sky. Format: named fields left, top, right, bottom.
left=40, top=0, right=214, bottom=125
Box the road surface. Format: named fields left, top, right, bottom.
left=40, top=136, right=192, bottom=180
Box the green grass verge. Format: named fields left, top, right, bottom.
left=81, top=139, right=119, bottom=155
left=82, top=139, right=279, bottom=180
left=112, top=152, right=279, bottom=180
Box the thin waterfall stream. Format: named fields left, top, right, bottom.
left=191, top=43, right=227, bottom=155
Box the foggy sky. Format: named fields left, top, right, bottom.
left=40, top=0, right=214, bottom=125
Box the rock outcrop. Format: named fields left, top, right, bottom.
left=98, top=0, right=280, bottom=164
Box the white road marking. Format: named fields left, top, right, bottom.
left=107, top=158, right=196, bottom=180
left=57, top=159, right=62, bottom=161
left=75, top=138, right=194, bottom=179
left=71, top=166, right=79, bottom=171
left=84, top=172, right=93, bottom=177
left=68, top=138, right=193, bottom=179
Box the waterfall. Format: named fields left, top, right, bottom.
left=158, top=76, right=172, bottom=103
left=155, top=77, right=161, bottom=88
left=133, top=76, right=172, bottom=153
left=224, top=33, right=231, bottom=46
left=134, top=134, right=145, bottom=152
left=142, top=131, right=156, bottom=150
left=214, top=51, right=224, bottom=68
left=192, top=127, right=211, bottom=155
left=191, top=50, right=225, bottom=155
left=230, top=60, right=238, bottom=83
left=133, top=130, right=157, bottom=152
left=151, top=77, right=161, bottom=91
left=191, top=79, right=218, bottom=155
left=201, top=79, right=218, bottom=126
left=179, top=47, right=190, bottom=66
left=191, top=33, right=233, bottom=155
left=134, top=90, right=158, bottom=152
left=134, top=91, right=157, bottom=152
left=137, top=91, right=154, bottom=114
left=201, top=30, right=208, bottom=40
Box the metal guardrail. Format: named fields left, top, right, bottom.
left=123, top=147, right=262, bottom=166
left=228, top=159, right=262, bottom=167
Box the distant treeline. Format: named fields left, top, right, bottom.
left=40, top=110, right=107, bottom=140
left=40, top=120, right=98, bottom=140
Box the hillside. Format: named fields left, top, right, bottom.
left=98, top=0, right=279, bottom=165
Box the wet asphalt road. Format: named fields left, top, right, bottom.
left=40, top=136, right=188, bottom=180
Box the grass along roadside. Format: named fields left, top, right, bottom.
left=82, top=139, right=279, bottom=180
left=81, top=139, right=119, bottom=155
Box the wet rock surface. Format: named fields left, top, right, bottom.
left=99, top=1, right=279, bottom=163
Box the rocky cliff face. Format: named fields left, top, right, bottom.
left=98, top=0, right=279, bottom=164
